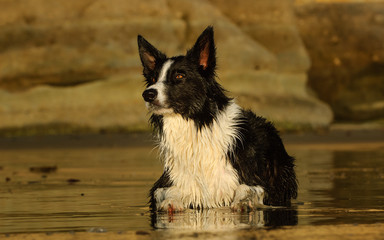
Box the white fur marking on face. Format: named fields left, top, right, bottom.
left=157, top=101, right=245, bottom=209
left=146, top=60, right=174, bottom=114
left=158, top=60, right=174, bottom=83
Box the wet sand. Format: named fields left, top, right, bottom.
left=1, top=124, right=383, bottom=150
left=1, top=126, right=383, bottom=239
left=2, top=223, right=384, bottom=240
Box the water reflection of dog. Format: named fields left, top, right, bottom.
left=151, top=208, right=297, bottom=230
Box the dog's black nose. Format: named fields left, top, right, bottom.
left=142, top=89, right=158, bottom=102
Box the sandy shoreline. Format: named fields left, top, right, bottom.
left=1, top=126, right=383, bottom=239
left=2, top=223, right=384, bottom=240
left=1, top=125, right=383, bottom=150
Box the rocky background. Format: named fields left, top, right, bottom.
left=0, top=0, right=382, bottom=135
left=296, top=1, right=384, bottom=121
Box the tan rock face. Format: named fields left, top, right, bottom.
left=0, top=0, right=333, bottom=134
left=295, top=2, right=384, bottom=121
left=210, top=0, right=311, bottom=73
left=0, top=0, right=183, bottom=91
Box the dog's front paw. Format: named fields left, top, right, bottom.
left=231, top=184, right=265, bottom=212
left=158, top=198, right=185, bottom=213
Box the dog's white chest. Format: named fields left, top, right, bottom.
left=159, top=102, right=242, bottom=208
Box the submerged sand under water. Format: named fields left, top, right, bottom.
left=0, top=130, right=384, bottom=239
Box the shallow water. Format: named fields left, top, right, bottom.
left=0, top=135, right=383, bottom=234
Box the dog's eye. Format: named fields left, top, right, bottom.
left=175, top=74, right=184, bottom=80
left=151, top=77, right=156, bottom=83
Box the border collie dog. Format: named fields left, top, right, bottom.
left=138, top=26, right=297, bottom=212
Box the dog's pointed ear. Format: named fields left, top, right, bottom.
left=138, top=35, right=166, bottom=72
left=187, top=26, right=216, bottom=75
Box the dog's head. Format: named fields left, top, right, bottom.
left=138, top=26, right=229, bottom=120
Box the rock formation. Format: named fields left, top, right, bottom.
left=295, top=1, right=384, bottom=121
left=0, top=0, right=334, bottom=135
